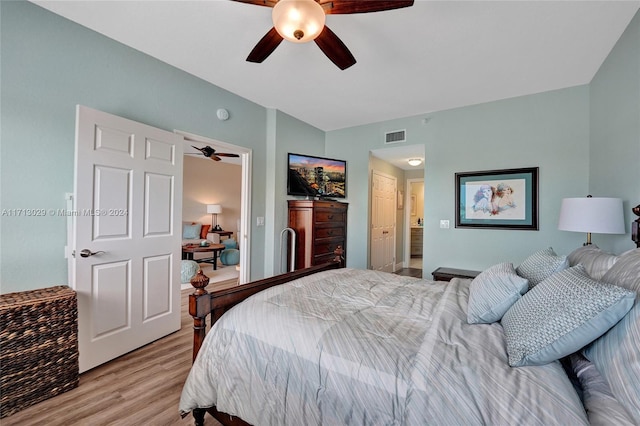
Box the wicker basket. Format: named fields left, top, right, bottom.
left=0, top=285, right=79, bottom=418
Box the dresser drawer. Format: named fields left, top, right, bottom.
left=315, top=210, right=346, bottom=223
left=314, top=227, right=345, bottom=239
left=314, top=239, right=345, bottom=256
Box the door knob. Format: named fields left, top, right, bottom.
left=77, top=249, right=105, bottom=258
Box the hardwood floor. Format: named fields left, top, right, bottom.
left=394, top=267, right=423, bottom=278
left=2, top=280, right=238, bottom=426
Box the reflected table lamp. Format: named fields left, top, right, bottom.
left=558, top=196, right=625, bottom=246
left=207, top=204, right=223, bottom=231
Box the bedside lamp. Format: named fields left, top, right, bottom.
left=558, top=196, right=625, bottom=246
left=206, top=204, right=223, bottom=231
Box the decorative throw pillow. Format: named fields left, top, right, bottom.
left=199, top=224, right=211, bottom=239
left=183, top=223, right=202, bottom=239
left=567, top=245, right=618, bottom=280
left=583, top=248, right=640, bottom=423
left=501, top=264, right=635, bottom=367
left=516, top=247, right=568, bottom=289
left=467, top=263, right=529, bottom=324
left=181, top=260, right=199, bottom=283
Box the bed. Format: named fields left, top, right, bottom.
left=180, top=222, right=640, bottom=425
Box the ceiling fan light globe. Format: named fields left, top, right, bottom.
left=272, top=0, right=325, bottom=43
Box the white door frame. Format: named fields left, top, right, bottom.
left=175, top=130, right=252, bottom=284
left=404, top=178, right=424, bottom=268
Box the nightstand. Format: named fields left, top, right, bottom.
left=431, top=267, right=481, bottom=282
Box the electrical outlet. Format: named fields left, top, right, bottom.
left=439, top=220, right=450, bottom=229
left=257, top=216, right=265, bottom=226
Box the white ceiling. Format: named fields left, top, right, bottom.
left=33, top=0, right=639, bottom=168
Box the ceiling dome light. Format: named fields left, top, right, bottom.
left=408, top=158, right=423, bottom=166
left=272, top=0, right=326, bottom=43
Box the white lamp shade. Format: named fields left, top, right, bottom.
left=272, top=0, right=326, bottom=43
left=558, top=197, right=625, bottom=234
left=206, top=204, right=222, bottom=214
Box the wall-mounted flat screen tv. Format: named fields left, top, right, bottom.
left=287, top=153, right=346, bottom=199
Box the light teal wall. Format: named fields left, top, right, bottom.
left=589, top=10, right=640, bottom=254
left=2, top=2, right=638, bottom=293
left=324, top=118, right=434, bottom=268
left=0, top=1, right=321, bottom=292
left=327, top=9, right=639, bottom=274
left=327, top=87, right=591, bottom=274
left=268, top=109, right=325, bottom=275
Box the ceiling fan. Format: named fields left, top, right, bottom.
left=189, top=145, right=240, bottom=162
left=233, top=0, right=414, bottom=70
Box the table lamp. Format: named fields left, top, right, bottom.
left=206, top=204, right=222, bottom=231
left=558, top=196, right=625, bottom=245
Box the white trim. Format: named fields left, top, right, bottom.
left=65, top=192, right=75, bottom=289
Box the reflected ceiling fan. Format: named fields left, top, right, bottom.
left=189, top=145, right=240, bottom=162
left=233, top=0, right=414, bottom=70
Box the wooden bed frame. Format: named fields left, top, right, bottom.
left=187, top=248, right=344, bottom=426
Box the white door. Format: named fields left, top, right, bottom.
left=72, top=105, right=183, bottom=372
left=370, top=171, right=396, bottom=272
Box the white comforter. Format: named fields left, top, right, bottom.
left=180, top=268, right=588, bottom=425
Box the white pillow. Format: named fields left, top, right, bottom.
left=502, top=264, right=635, bottom=367
left=568, top=245, right=618, bottom=280
left=516, top=247, right=568, bottom=289
left=583, top=248, right=640, bottom=423
left=467, top=263, right=528, bottom=324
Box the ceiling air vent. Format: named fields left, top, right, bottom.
left=384, top=129, right=406, bottom=144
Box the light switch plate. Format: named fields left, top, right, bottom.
left=440, top=220, right=450, bottom=229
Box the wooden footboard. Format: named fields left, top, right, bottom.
left=188, top=247, right=344, bottom=362
left=186, top=248, right=344, bottom=426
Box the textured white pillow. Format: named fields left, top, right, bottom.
left=516, top=247, right=568, bottom=289
left=502, top=264, right=635, bottom=367
left=467, top=263, right=529, bottom=324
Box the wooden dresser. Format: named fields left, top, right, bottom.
left=287, top=200, right=347, bottom=270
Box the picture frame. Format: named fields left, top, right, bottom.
left=397, top=190, right=404, bottom=210
left=455, top=167, right=539, bottom=230
left=410, top=195, right=417, bottom=216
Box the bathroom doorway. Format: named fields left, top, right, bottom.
left=405, top=179, right=424, bottom=271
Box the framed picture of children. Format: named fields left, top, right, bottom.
left=455, top=167, right=539, bottom=230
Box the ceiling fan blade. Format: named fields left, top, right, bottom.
left=216, top=153, right=241, bottom=158
left=210, top=155, right=222, bottom=161
left=192, top=145, right=216, bottom=157
left=247, top=27, right=284, bottom=63
left=314, top=26, right=356, bottom=70
left=229, top=0, right=277, bottom=7
left=320, top=0, right=414, bottom=15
